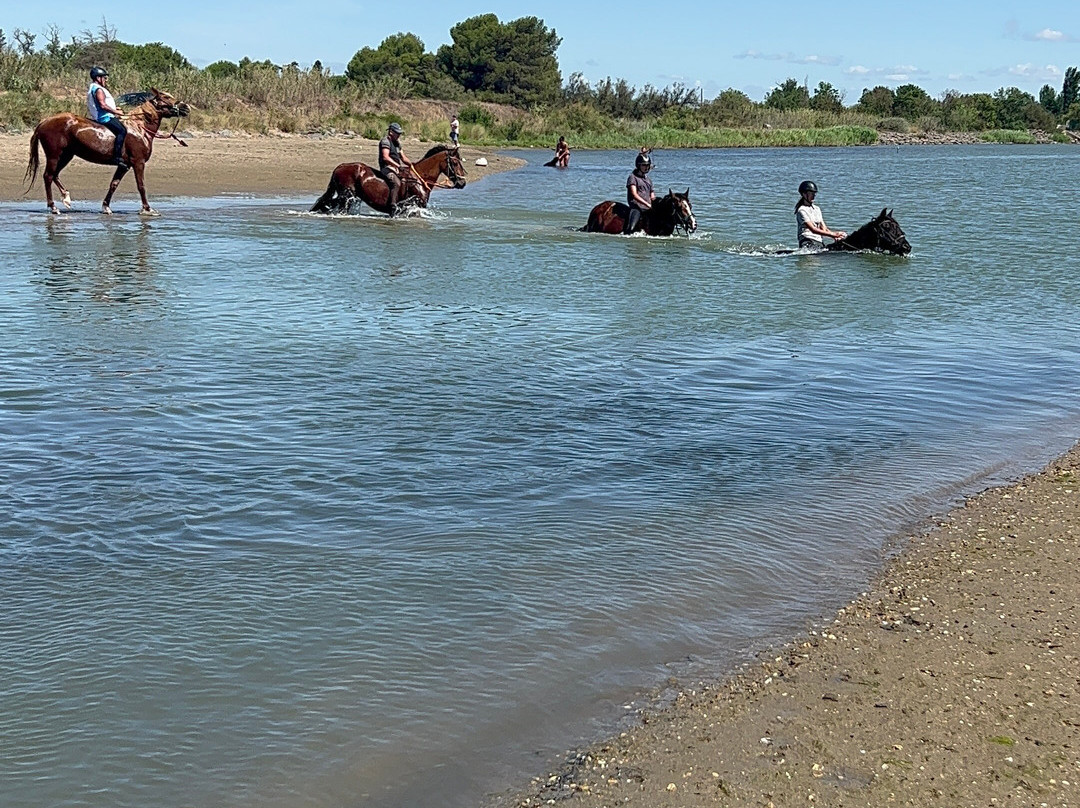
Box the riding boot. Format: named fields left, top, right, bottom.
left=387, top=184, right=399, bottom=217
left=623, top=207, right=641, bottom=235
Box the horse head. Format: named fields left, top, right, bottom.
left=870, top=207, right=910, bottom=255
left=148, top=88, right=190, bottom=119
left=667, top=187, right=697, bottom=234
left=443, top=146, right=467, bottom=189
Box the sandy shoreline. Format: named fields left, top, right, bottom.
left=0, top=131, right=525, bottom=206
left=490, top=445, right=1080, bottom=807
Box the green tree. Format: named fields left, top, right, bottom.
left=204, top=60, right=239, bottom=79
left=993, top=86, right=1037, bottom=129
left=764, top=78, right=809, bottom=110
left=346, top=32, right=431, bottom=85
left=435, top=14, right=562, bottom=107
left=857, top=85, right=895, bottom=116
left=1038, top=84, right=1060, bottom=115
left=893, top=84, right=935, bottom=119
left=114, top=41, right=192, bottom=74
left=810, top=81, right=844, bottom=113
left=1061, top=67, right=1079, bottom=114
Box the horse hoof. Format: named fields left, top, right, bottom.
left=49, top=206, right=60, bottom=215
left=101, top=205, right=112, bottom=215
left=61, top=193, right=72, bottom=209
left=139, top=208, right=160, bottom=217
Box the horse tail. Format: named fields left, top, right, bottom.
left=24, top=128, right=41, bottom=191
left=311, top=179, right=337, bottom=213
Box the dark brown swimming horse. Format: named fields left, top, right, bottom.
left=583, top=189, right=697, bottom=236
left=25, top=89, right=190, bottom=215
left=310, top=145, right=467, bottom=215
left=825, top=207, right=911, bottom=255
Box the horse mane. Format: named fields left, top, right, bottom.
left=117, top=91, right=155, bottom=107
left=421, top=144, right=454, bottom=160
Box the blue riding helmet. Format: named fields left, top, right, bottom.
left=90, top=66, right=108, bottom=81
left=388, top=122, right=404, bottom=134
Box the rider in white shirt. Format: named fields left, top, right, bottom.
left=87, top=66, right=128, bottom=168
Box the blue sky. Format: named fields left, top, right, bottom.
left=6, top=1, right=1078, bottom=102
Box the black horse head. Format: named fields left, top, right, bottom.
left=828, top=208, right=910, bottom=255
left=662, top=187, right=697, bottom=234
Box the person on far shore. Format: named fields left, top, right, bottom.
left=553, top=135, right=570, bottom=167
left=795, top=180, right=846, bottom=250
left=379, top=122, right=413, bottom=216
left=87, top=66, right=128, bottom=169
left=450, top=114, right=459, bottom=147
left=624, top=148, right=655, bottom=234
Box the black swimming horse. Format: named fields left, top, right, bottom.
left=824, top=207, right=910, bottom=255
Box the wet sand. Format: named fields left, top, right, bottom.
left=490, top=445, right=1080, bottom=807
left=0, top=131, right=524, bottom=205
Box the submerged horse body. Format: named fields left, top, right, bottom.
left=25, top=89, right=190, bottom=215
left=582, top=189, right=697, bottom=236
left=310, top=144, right=467, bottom=215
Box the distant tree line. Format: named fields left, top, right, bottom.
left=2, top=14, right=1078, bottom=134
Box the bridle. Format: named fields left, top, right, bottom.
left=409, top=150, right=466, bottom=191
left=670, top=196, right=695, bottom=235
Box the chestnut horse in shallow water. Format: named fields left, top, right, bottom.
left=583, top=189, right=697, bottom=236
left=25, top=89, right=190, bottom=215
left=310, top=145, right=467, bottom=215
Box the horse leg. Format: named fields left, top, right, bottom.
left=132, top=163, right=156, bottom=216
left=42, top=154, right=63, bottom=214
left=52, top=152, right=76, bottom=210
left=101, top=164, right=130, bottom=215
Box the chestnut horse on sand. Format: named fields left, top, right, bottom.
left=25, top=89, right=191, bottom=216
left=583, top=189, right=697, bottom=236
left=310, top=145, right=467, bottom=215
left=824, top=208, right=910, bottom=255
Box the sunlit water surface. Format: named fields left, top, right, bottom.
left=2, top=145, right=1079, bottom=808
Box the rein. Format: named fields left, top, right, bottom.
left=150, top=115, right=188, bottom=146
left=409, top=162, right=455, bottom=190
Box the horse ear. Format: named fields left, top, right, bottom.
left=685, top=187, right=690, bottom=200
left=878, top=207, right=888, bottom=220
left=668, top=188, right=673, bottom=197
left=888, top=208, right=894, bottom=217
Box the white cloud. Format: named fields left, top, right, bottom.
left=735, top=50, right=784, bottom=61
left=1019, top=25, right=1077, bottom=42
left=1009, top=63, right=1063, bottom=80
left=735, top=50, right=839, bottom=66
left=843, top=64, right=928, bottom=80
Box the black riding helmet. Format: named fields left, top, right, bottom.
left=799, top=180, right=818, bottom=195
left=90, top=66, right=108, bottom=81
left=635, top=151, right=652, bottom=170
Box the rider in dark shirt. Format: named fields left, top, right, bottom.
left=624, top=149, right=655, bottom=234
left=378, top=122, right=413, bottom=216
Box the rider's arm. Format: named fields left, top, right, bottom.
left=629, top=187, right=651, bottom=209
left=381, top=145, right=401, bottom=170
left=804, top=218, right=845, bottom=240
left=95, top=88, right=122, bottom=117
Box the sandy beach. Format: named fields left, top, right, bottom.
left=1, top=131, right=524, bottom=205
left=492, top=446, right=1080, bottom=807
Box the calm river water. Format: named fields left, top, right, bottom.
left=2, top=145, right=1079, bottom=808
